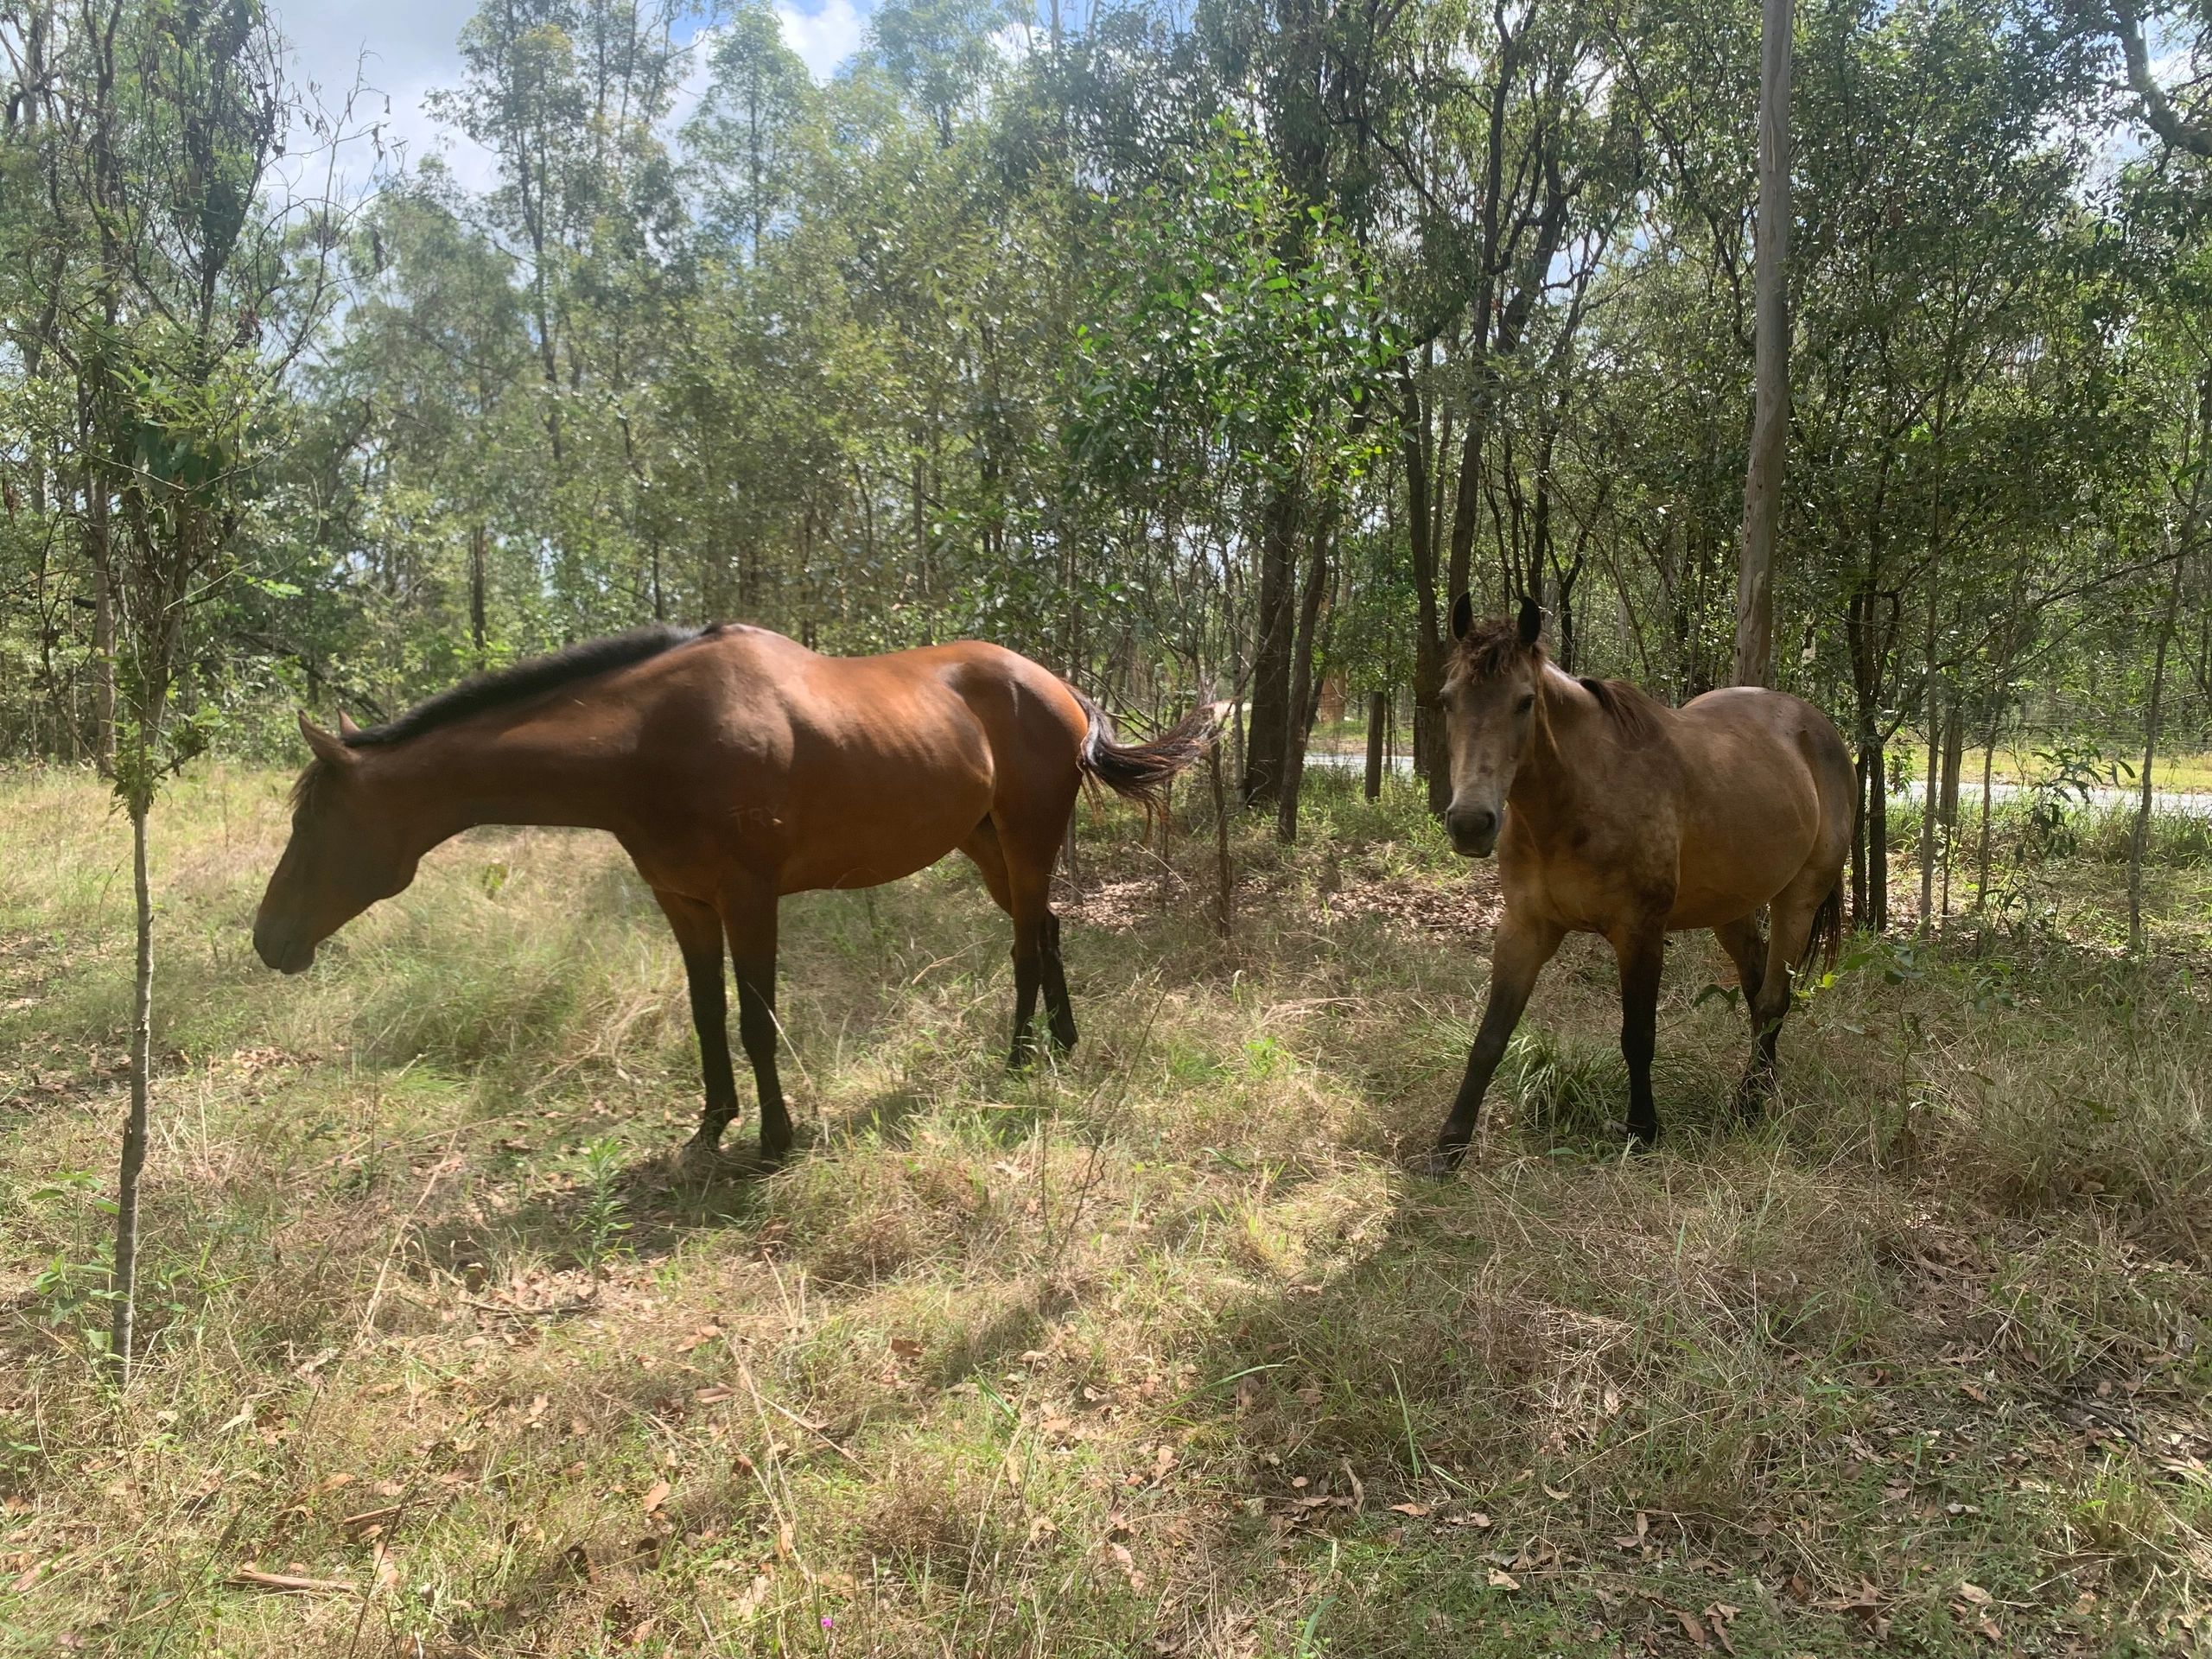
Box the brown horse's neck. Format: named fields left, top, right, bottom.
left=1506, top=664, right=1607, bottom=842
left=359, top=709, right=642, bottom=855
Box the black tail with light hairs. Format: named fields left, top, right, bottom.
left=1071, top=690, right=1222, bottom=817
left=1797, top=878, right=1846, bottom=978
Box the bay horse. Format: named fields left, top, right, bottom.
left=253, top=623, right=1215, bottom=1166
left=1427, top=597, right=1853, bottom=1168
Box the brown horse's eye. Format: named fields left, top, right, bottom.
left=1515, top=694, right=1536, bottom=715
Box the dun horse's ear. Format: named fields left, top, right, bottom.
left=298, top=712, right=351, bottom=766
left=1450, top=592, right=1474, bottom=641
left=337, top=710, right=362, bottom=740
left=1516, top=594, right=1542, bottom=648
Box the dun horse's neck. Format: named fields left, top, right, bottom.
left=367, top=710, right=638, bottom=852
left=1507, top=665, right=1605, bottom=843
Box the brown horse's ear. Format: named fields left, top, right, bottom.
left=298, top=711, right=352, bottom=766
left=1450, top=592, right=1473, bottom=641
left=337, top=710, right=362, bottom=740
left=1516, top=594, right=1541, bottom=648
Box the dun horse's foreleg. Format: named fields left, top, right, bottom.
left=723, top=891, right=790, bottom=1166
left=1611, top=925, right=1666, bottom=1147
left=1428, top=915, right=1564, bottom=1173
left=655, top=891, right=742, bottom=1165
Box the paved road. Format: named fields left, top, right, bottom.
left=1305, top=750, right=2212, bottom=818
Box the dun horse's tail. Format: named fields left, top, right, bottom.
left=1071, top=690, right=1222, bottom=817
left=1796, top=878, right=1846, bottom=978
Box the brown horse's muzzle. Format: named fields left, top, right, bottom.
left=252, top=917, right=316, bottom=975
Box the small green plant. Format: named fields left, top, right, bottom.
left=574, top=1136, right=632, bottom=1278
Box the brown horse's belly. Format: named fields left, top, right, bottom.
left=772, top=738, right=995, bottom=894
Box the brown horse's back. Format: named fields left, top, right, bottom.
left=613, top=628, right=1088, bottom=897
left=1667, top=686, right=1854, bottom=930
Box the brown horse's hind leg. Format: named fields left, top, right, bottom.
left=656, top=890, right=743, bottom=1166
left=719, top=886, right=790, bottom=1166
left=964, top=817, right=1077, bottom=1065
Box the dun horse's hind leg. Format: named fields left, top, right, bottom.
left=1733, top=877, right=1825, bottom=1122
left=1712, top=914, right=1776, bottom=1118
left=1428, top=913, right=1565, bottom=1172
left=655, top=890, right=742, bottom=1164
left=721, top=886, right=790, bottom=1166
left=1610, top=923, right=1667, bottom=1147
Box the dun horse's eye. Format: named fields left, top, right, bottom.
left=1515, top=695, right=1535, bottom=715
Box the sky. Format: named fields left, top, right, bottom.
left=272, top=0, right=876, bottom=195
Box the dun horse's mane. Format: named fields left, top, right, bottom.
left=291, top=624, right=714, bottom=811
left=1453, top=618, right=1666, bottom=742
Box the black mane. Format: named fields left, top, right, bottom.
left=343, top=624, right=709, bottom=748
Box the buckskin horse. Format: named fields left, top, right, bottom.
left=1427, top=597, right=1853, bottom=1169
left=253, top=623, right=1216, bottom=1166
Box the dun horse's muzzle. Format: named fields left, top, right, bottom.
left=1444, top=803, right=1499, bottom=859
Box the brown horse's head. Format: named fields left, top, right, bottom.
left=1440, top=594, right=1544, bottom=858
left=253, top=714, right=420, bottom=974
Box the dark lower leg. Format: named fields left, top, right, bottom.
left=1007, top=925, right=1044, bottom=1069
left=1433, top=919, right=1563, bottom=1165
left=1041, top=912, right=1076, bottom=1051
left=1617, top=932, right=1663, bottom=1146
left=656, top=892, right=741, bottom=1155
left=736, top=964, right=789, bottom=1162
left=1713, top=917, right=1775, bottom=1118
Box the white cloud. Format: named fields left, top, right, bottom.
left=774, top=0, right=868, bottom=83
left=270, top=0, right=499, bottom=195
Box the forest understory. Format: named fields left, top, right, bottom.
left=3, top=765, right=2212, bottom=1658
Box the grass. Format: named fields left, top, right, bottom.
left=3, top=762, right=2212, bottom=1656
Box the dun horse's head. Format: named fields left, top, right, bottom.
left=1440, top=594, right=1544, bottom=858
left=252, top=715, right=419, bottom=974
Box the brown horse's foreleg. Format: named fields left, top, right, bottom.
left=654, top=891, right=743, bottom=1165
left=1429, top=914, right=1564, bottom=1172
left=721, top=889, right=790, bottom=1166
left=1611, top=925, right=1666, bottom=1147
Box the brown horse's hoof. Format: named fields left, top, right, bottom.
left=677, top=1137, right=726, bottom=1179
left=1415, top=1145, right=1469, bottom=1180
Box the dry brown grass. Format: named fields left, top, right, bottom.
left=4, top=763, right=2212, bottom=1656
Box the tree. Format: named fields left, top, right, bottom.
left=1732, top=0, right=1792, bottom=689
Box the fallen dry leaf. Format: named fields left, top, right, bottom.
left=890, top=1336, right=924, bottom=1362
left=640, top=1481, right=671, bottom=1516
left=1486, top=1567, right=1519, bottom=1591
left=228, top=1568, right=355, bottom=1596
left=1675, top=1607, right=1709, bottom=1649
left=1389, top=1503, right=1431, bottom=1517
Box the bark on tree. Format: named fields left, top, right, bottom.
left=1274, top=513, right=1332, bottom=842
left=1245, top=484, right=1300, bottom=807
left=1364, top=690, right=1387, bottom=802
left=2132, top=551, right=2186, bottom=955
left=1732, top=0, right=1793, bottom=690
